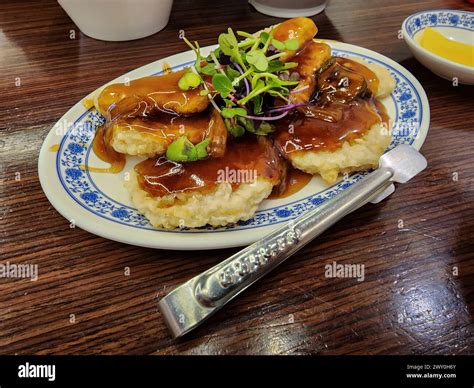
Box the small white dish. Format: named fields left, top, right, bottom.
left=248, top=0, right=327, bottom=18
left=58, top=0, right=173, bottom=41
left=38, top=41, right=430, bottom=250
left=402, top=9, right=474, bottom=85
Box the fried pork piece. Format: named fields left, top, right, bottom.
left=275, top=57, right=396, bottom=184
left=287, top=121, right=392, bottom=184
left=94, top=68, right=209, bottom=116
left=273, top=17, right=318, bottom=61
left=290, top=41, right=332, bottom=105
left=110, top=108, right=227, bottom=158
left=125, top=137, right=284, bottom=229
left=290, top=47, right=395, bottom=109
left=280, top=58, right=396, bottom=184
left=348, top=58, right=396, bottom=99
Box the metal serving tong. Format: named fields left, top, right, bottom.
left=158, top=144, right=427, bottom=338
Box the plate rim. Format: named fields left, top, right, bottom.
left=38, top=41, right=430, bottom=250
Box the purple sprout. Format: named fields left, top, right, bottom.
left=243, top=110, right=289, bottom=121
left=266, top=102, right=308, bottom=114
left=232, top=62, right=251, bottom=96
left=290, top=85, right=310, bottom=94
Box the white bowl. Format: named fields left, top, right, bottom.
left=248, top=0, right=327, bottom=18
left=402, top=9, right=474, bottom=85
left=58, top=0, right=173, bottom=41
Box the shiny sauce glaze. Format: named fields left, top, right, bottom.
left=92, top=123, right=126, bottom=173
left=96, top=68, right=209, bottom=116
left=110, top=107, right=227, bottom=158
left=276, top=98, right=388, bottom=154
left=273, top=17, right=318, bottom=61
left=289, top=41, right=332, bottom=105
left=91, top=69, right=218, bottom=172
left=91, top=107, right=227, bottom=173
left=269, top=167, right=312, bottom=199
left=333, top=57, right=379, bottom=96
left=275, top=57, right=388, bottom=155
left=113, top=111, right=211, bottom=142
left=134, top=137, right=282, bottom=197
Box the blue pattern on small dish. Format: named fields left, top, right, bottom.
left=404, top=9, right=474, bottom=38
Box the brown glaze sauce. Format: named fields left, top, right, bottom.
left=273, top=17, right=318, bottom=61
left=289, top=41, right=332, bottom=106
left=110, top=107, right=227, bottom=158
left=90, top=69, right=218, bottom=173
left=114, top=112, right=211, bottom=142
left=96, top=68, right=208, bottom=116
left=334, top=57, right=379, bottom=96
left=275, top=56, right=388, bottom=155
left=276, top=98, right=388, bottom=154
left=134, top=137, right=282, bottom=197
left=91, top=123, right=126, bottom=173
left=314, top=57, right=379, bottom=106
left=269, top=167, right=312, bottom=199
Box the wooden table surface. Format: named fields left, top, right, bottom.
left=1, top=0, right=473, bottom=355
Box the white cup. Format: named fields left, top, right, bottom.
left=58, top=0, right=173, bottom=41
left=249, top=0, right=327, bottom=18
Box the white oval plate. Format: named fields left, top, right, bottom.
left=38, top=41, right=430, bottom=250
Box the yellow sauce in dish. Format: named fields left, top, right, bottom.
left=416, top=27, right=474, bottom=67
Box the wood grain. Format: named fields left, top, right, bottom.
left=0, top=0, right=473, bottom=355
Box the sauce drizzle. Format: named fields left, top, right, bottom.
left=269, top=167, right=312, bottom=199
left=275, top=57, right=388, bottom=156
left=134, top=137, right=282, bottom=197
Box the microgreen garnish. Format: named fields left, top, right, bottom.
left=178, top=71, right=201, bottom=91
left=182, top=24, right=305, bottom=136
left=253, top=94, right=263, bottom=114
left=246, top=50, right=268, bottom=71
left=225, top=66, right=240, bottom=81
left=284, top=38, right=300, bottom=51
left=182, top=37, right=203, bottom=72
left=221, top=107, right=247, bottom=119
left=224, top=119, right=246, bottom=137
left=271, top=39, right=285, bottom=51
left=166, top=136, right=209, bottom=162
left=195, top=138, right=210, bottom=159
left=212, top=73, right=233, bottom=98
left=200, top=63, right=218, bottom=76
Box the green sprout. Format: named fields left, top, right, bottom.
left=166, top=136, right=209, bottom=162
left=178, top=71, right=201, bottom=91
left=181, top=24, right=304, bottom=137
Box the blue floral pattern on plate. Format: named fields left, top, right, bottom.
left=56, top=48, right=423, bottom=233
